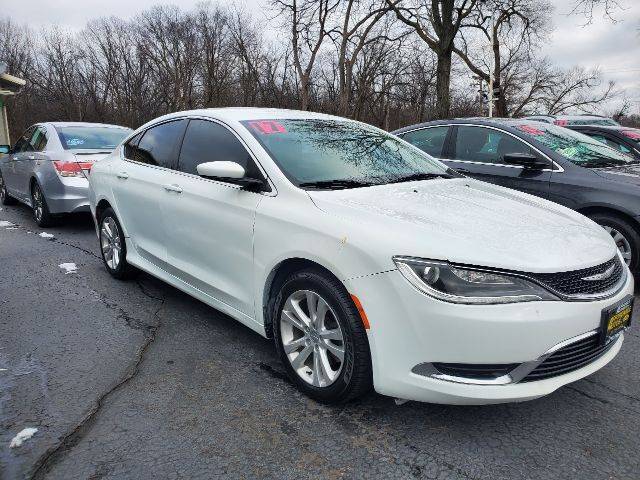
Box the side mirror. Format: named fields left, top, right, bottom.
left=196, top=161, right=265, bottom=191
left=0, top=145, right=10, bottom=155
left=503, top=153, right=549, bottom=170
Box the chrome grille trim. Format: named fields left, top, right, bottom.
left=412, top=329, right=624, bottom=386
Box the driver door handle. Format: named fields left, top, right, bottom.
left=116, top=172, right=129, bottom=179
left=163, top=183, right=183, bottom=193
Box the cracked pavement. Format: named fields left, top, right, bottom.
left=1, top=203, right=639, bottom=479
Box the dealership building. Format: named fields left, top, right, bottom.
left=0, top=62, right=26, bottom=146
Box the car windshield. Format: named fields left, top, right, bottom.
left=55, top=126, right=131, bottom=151
left=514, top=123, right=635, bottom=167
left=241, top=119, right=453, bottom=189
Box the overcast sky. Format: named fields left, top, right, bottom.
left=3, top=0, right=639, bottom=114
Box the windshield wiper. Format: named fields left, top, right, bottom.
left=298, top=179, right=374, bottom=190
left=388, top=172, right=453, bottom=184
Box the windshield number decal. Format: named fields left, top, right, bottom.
left=518, top=125, right=544, bottom=136
left=248, top=120, right=287, bottom=135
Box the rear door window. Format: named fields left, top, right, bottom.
left=454, top=126, right=532, bottom=164
left=13, top=126, right=36, bottom=153
left=178, top=119, right=262, bottom=178
left=129, top=120, right=187, bottom=169
left=401, top=126, right=449, bottom=157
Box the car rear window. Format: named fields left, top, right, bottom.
left=55, top=126, right=131, bottom=151
left=515, top=123, right=634, bottom=167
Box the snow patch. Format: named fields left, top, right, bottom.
left=59, top=263, right=78, bottom=274
left=39, top=232, right=55, bottom=239
left=0, top=220, right=15, bottom=227
left=10, top=428, right=38, bottom=448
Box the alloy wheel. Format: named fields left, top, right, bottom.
left=602, top=225, right=632, bottom=266
left=32, top=185, right=44, bottom=222
left=280, top=289, right=345, bottom=387
left=100, top=216, right=122, bottom=270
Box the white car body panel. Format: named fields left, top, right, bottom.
left=88, top=108, right=633, bottom=405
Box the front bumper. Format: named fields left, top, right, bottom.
left=345, top=268, right=634, bottom=405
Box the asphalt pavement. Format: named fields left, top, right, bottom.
left=1, top=202, right=639, bottom=480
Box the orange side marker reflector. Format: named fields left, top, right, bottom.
left=350, top=294, right=370, bottom=329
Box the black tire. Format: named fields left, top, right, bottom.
left=31, top=181, right=55, bottom=227
left=98, top=207, right=138, bottom=280
left=272, top=268, right=372, bottom=403
left=588, top=212, right=640, bottom=272
left=0, top=171, right=17, bottom=205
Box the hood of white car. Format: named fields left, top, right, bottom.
left=309, top=178, right=617, bottom=273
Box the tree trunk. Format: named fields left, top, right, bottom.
left=435, top=51, right=452, bottom=119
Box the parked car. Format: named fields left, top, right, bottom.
left=524, top=114, right=619, bottom=127
left=394, top=118, right=640, bottom=272
left=89, top=108, right=632, bottom=405
left=0, top=122, right=132, bottom=226
left=565, top=125, right=640, bottom=160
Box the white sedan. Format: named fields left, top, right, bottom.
left=88, top=108, right=633, bottom=405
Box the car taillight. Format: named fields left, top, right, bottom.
left=53, top=161, right=88, bottom=177
left=553, top=119, right=568, bottom=126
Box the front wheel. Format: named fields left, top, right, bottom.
left=589, top=213, right=640, bottom=272
left=273, top=269, right=372, bottom=403
left=98, top=207, right=138, bottom=280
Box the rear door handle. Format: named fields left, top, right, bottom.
left=456, top=168, right=471, bottom=174
left=163, top=183, right=183, bottom=193
left=116, top=172, right=129, bottom=179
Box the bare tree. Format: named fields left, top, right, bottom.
left=386, top=0, right=478, bottom=118
left=273, top=0, right=339, bottom=110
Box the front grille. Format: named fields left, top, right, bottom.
left=521, top=333, right=616, bottom=382
left=432, top=363, right=518, bottom=380
left=527, top=256, right=623, bottom=298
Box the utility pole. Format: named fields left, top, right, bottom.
left=488, top=13, right=495, bottom=118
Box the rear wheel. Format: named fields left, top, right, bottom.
left=99, top=207, right=138, bottom=280
left=273, top=269, right=372, bottom=403
left=31, top=181, right=55, bottom=227
left=0, top=171, right=17, bottom=205
left=588, top=213, right=640, bottom=272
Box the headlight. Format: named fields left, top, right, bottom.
left=393, top=256, right=558, bottom=304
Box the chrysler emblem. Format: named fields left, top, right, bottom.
left=581, top=264, right=615, bottom=282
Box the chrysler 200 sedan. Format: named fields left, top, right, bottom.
left=88, top=109, right=633, bottom=405
left=0, top=122, right=132, bottom=226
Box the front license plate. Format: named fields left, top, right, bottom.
left=600, top=296, right=633, bottom=345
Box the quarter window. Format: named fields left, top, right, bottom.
left=128, top=120, right=186, bottom=168
left=401, top=126, right=449, bottom=157
left=31, top=127, right=48, bottom=151
left=454, top=126, right=532, bottom=164
left=178, top=119, right=261, bottom=178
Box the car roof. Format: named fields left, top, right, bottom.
left=43, top=122, right=132, bottom=129
left=146, top=107, right=348, bottom=125
left=567, top=124, right=633, bottom=132
left=392, top=117, right=545, bottom=134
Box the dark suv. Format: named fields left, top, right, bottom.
left=565, top=125, right=640, bottom=161
left=393, top=118, right=640, bottom=271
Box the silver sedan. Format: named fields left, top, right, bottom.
left=0, top=122, right=131, bottom=226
